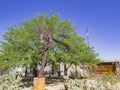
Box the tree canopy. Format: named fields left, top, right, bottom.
left=0, top=13, right=99, bottom=76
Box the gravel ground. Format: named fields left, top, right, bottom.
left=21, top=79, right=120, bottom=90
left=21, top=87, right=32, bottom=90
left=46, top=82, right=64, bottom=90
left=21, top=83, right=64, bottom=90
left=21, top=82, right=64, bottom=90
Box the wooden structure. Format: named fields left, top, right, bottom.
left=94, top=61, right=120, bottom=74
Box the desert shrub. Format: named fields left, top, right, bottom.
left=96, top=72, right=120, bottom=90
left=0, top=74, right=22, bottom=90
left=70, top=70, right=81, bottom=79
left=64, top=79, right=92, bottom=90
left=70, top=70, right=89, bottom=79
left=64, top=73, right=120, bottom=90
left=101, top=73, right=120, bottom=84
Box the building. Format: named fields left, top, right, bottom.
left=94, top=60, right=120, bottom=74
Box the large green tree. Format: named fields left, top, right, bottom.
left=0, top=13, right=99, bottom=77
left=0, top=13, right=76, bottom=76
left=47, top=32, right=99, bottom=76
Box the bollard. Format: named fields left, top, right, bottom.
left=33, top=77, right=45, bottom=90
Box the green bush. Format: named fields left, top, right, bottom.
left=96, top=73, right=120, bottom=90
left=70, top=70, right=81, bottom=79
left=64, top=73, right=120, bottom=90
left=101, top=73, right=120, bottom=84
left=0, top=74, right=22, bottom=90
left=64, top=79, right=91, bottom=90
left=70, top=70, right=89, bottom=79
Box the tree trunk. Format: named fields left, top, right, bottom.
left=33, top=68, right=38, bottom=77
left=83, top=61, right=85, bottom=75
left=25, top=66, right=28, bottom=77
left=64, top=63, right=73, bottom=76
left=0, top=70, right=3, bottom=76
left=52, top=61, right=55, bottom=76
left=75, top=64, right=77, bottom=77
left=38, top=47, right=49, bottom=78
left=33, top=62, right=38, bottom=77
left=30, top=65, right=32, bottom=75
left=64, top=64, right=67, bottom=76
left=58, top=62, right=61, bottom=77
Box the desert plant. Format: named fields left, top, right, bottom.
left=70, top=70, right=81, bottom=79
left=0, top=74, right=22, bottom=90
left=64, top=74, right=120, bottom=90
left=64, top=79, right=89, bottom=90
left=96, top=73, right=120, bottom=90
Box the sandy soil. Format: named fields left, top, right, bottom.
left=22, top=83, right=64, bottom=90
left=45, top=82, right=64, bottom=90
left=22, top=79, right=120, bottom=90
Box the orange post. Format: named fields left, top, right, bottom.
left=33, top=78, right=45, bottom=90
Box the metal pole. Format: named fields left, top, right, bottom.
left=86, top=27, right=90, bottom=48
left=83, top=27, right=90, bottom=76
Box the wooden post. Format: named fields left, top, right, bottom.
left=33, top=78, right=45, bottom=90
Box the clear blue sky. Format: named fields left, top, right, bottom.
left=0, top=0, right=120, bottom=60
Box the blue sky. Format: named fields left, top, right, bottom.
left=0, top=0, right=120, bottom=60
